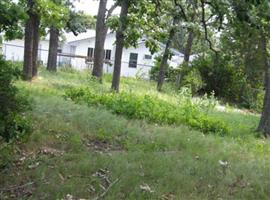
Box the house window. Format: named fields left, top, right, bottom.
left=87, top=47, right=94, bottom=58
left=129, top=53, right=138, bottom=68
left=144, top=54, right=152, bottom=60
left=57, top=48, right=62, bottom=53
left=70, top=45, right=76, bottom=55
left=105, top=49, right=111, bottom=60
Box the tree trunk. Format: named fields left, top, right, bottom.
left=47, top=27, right=59, bottom=72
left=183, top=31, right=194, bottom=63
left=157, top=16, right=178, bottom=91
left=23, top=0, right=34, bottom=81
left=175, top=30, right=194, bottom=88
left=92, top=0, right=108, bottom=81
left=32, top=14, right=40, bottom=77
left=257, top=29, right=270, bottom=137
left=111, top=0, right=129, bottom=92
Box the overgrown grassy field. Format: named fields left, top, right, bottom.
left=1, top=67, right=270, bottom=200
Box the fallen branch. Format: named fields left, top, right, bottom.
left=0, top=181, right=34, bottom=192
left=93, top=178, right=119, bottom=200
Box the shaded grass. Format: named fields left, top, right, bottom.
left=1, top=68, right=269, bottom=200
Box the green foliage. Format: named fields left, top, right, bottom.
left=38, top=0, right=70, bottom=30
left=65, top=11, right=96, bottom=36
left=0, top=0, right=25, bottom=39
left=149, top=56, right=177, bottom=82
left=0, top=57, right=31, bottom=142
left=180, top=66, right=205, bottom=95
left=2, top=67, right=267, bottom=200
left=65, top=87, right=228, bottom=136
left=190, top=55, right=263, bottom=111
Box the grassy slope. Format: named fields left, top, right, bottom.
left=1, top=68, right=270, bottom=200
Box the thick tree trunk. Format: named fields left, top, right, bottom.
left=175, top=30, right=194, bottom=88
left=23, top=0, right=34, bottom=81
left=32, top=14, right=40, bottom=77
left=23, top=18, right=33, bottom=80
left=257, top=30, right=270, bottom=137
left=47, top=27, right=59, bottom=72
left=157, top=16, right=178, bottom=91
left=23, top=0, right=40, bottom=80
left=92, top=0, right=108, bottom=81
left=111, top=0, right=129, bottom=92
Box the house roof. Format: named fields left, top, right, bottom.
left=65, top=29, right=184, bottom=57
left=158, top=42, right=184, bottom=57
left=65, top=29, right=96, bottom=43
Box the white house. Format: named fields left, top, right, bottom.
left=2, top=38, right=50, bottom=65
left=66, top=30, right=186, bottom=78
left=1, top=30, right=187, bottom=78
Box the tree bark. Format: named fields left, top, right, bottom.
left=175, top=30, right=194, bottom=88
left=157, top=16, right=178, bottom=91
left=32, top=14, right=40, bottom=77
left=111, top=0, right=129, bottom=92
left=183, top=31, right=194, bottom=63
left=47, top=27, right=59, bottom=72
left=23, top=0, right=34, bottom=81
left=92, top=0, right=108, bottom=81
left=257, top=29, right=270, bottom=137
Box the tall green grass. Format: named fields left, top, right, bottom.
left=2, top=67, right=269, bottom=200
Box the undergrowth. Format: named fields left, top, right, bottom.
left=65, top=87, right=229, bottom=136
left=1, top=68, right=269, bottom=200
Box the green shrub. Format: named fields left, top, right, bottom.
left=190, top=55, right=264, bottom=111
left=180, top=67, right=205, bottom=94
left=149, top=56, right=178, bottom=82
left=0, top=57, right=31, bottom=142
left=65, top=87, right=229, bottom=136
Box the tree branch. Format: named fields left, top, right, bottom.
left=200, top=0, right=218, bottom=56
left=174, top=0, right=188, bottom=21
left=106, top=2, right=118, bottom=20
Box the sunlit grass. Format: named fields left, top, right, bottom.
left=1, top=68, right=269, bottom=200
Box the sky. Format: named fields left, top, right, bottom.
left=12, top=0, right=119, bottom=16
left=72, top=0, right=120, bottom=15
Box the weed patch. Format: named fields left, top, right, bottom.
left=65, top=87, right=229, bottom=136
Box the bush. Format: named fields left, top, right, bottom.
left=149, top=56, right=178, bottom=82
left=0, top=57, right=31, bottom=142
left=65, top=87, right=229, bottom=136
left=190, top=55, right=264, bottom=111
left=180, top=67, right=205, bottom=95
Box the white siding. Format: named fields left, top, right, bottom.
left=68, top=33, right=116, bottom=71
left=2, top=31, right=186, bottom=79
left=120, top=43, right=155, bottom=78
left=68, top=33, right=185, bottom=78
left=2, top=39, right=50, bottom=65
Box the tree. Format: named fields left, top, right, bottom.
left=21, top=0, right=70, bottom=78
left=111, top=0, right=130, bottom=92
left=32, top=13, right=40, bottom=77
left=47, top=27, right=59, bottom=71
left=156, top=0, right=187, bottom=91
left=175, top=29, right=195, bottom=88
left=201, top=0, right=270, bottom=136
left=157, top=15, right=179, bottom=91
left=23, top=0, right=39, bottom=80
left=257, top=27, right=270, bottom=136
left=0, top=0, right=25, bottom=39
left=92, top=0, right=117, bottom=81
left=45, top=0, right=70, bottom=72
left=47, top=8, right=95, bottom=72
